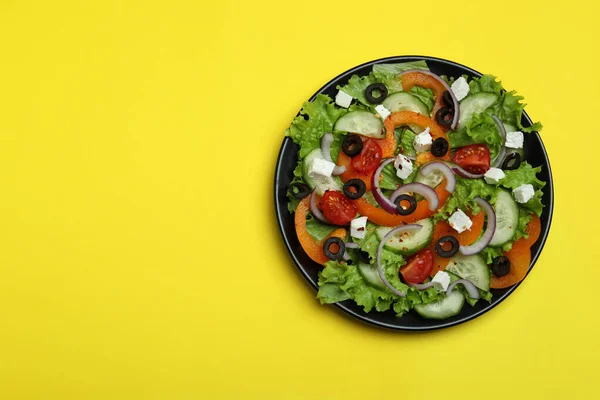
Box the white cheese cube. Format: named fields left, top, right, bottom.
left=448, top=209, right=473, bottom=233
left=413, top=128, right=433, bottom=152
left=431, top=271, right=451, bottom=291
left=350, top=216, right=368, bottom=239
left=394, top=154, right=414, bottom=180
left=374, top=104, right=391, bottom=120
left=505, top=131, right=524, bottom=149
left=484, top=167, right=506, bottom=185
left=308, top=157, right=335, bottom=180
left=335, top=90, right=353, bottom=108
left=450, top=76, right=470, bottom=101
left=513, top=184, right=535, bottom=203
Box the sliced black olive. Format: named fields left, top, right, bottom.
left=502, top=152, right=522, bottom=171
left=323, top=237, right=346, bottom=261
left=342, top=134, right=363, bottom=157
left=288, top=182, right=311, bottom=199
left=431, top=137, right=449, bottom=157
left=435, top=106, right=454, bottom=126
left=343, top=179, right=366, bottom=200
left=346, top=259, right=353, bottom=265
left=491, top=256, right=511, bottom=277
left=365, top=83, right=388, bottom=104
left=442, top=90, right=454, bottom=107
left=393, top=194, right=417, bottom=216
left=435, top=236, right=459, bottom=258
left=358, top=250, right=371, bottom=264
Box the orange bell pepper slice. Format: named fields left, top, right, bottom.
left=429, top=212, right=485, bottom=276
left=399, top=71, right=448, bottom=129
left=294, top=197, right=347, bottom=266
left=491, top=215, right=541, bottom=289
left=350, top=180, right=451, bottom=227
left=337, top=151, right=375, bottom=192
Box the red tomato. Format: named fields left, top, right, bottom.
left=320, top=191, right=357, bottom=225
left=400, top=249, right=433, bottom=284
left=351, top=139, right=382, bottom=173
left=451, top=144, right=491, bottom=174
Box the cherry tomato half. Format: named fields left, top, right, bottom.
left=451, top=144, right=491, bottom=174
left=400, top=249, right=433, bottom=284
left=320, top=191, right=357, bottom=225
left=351, top=139, right=382, bottom=173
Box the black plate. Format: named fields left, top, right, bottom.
left=274, top=56, right=554, bottom=331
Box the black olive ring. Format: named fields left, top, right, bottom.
left=288, top=182, right=312, bottom=199
left=435, top=106, right=454, bottom=126
left=492, top=256, right=511, bottom=277
left=342, top=134, right=363, bottom=157
left=365, top=83, right=388, bottom=104
left=323, top=237, right=346, bottom=261
left=393, top=194, right=417, bottom=216
left=435, top=236, right=460, bottom=258
left=431, top=137, right=449, bottom=157
left=502, top=152, right=522, bottom=170
left=343, top=179, right=367, bottom=200
left=358, top=250, right=371, bottom=264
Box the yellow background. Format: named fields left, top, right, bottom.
left=0, top=0, right=598, bottom=398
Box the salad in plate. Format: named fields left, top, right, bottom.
left=284, top=60, right=545, bottom=320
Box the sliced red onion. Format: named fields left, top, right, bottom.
left=390, top=182, right=439, bottom=211
left=418, top=161, right=456, bottom=193
left=371, top=158, right=399, bottom=214
left=491, top=115, right=507, bottom=168
left=344, top=242, right=360, bottom=249
left=446, top=279, right=480, bottom=299
left=410, top=281, right=437, bottom=290
left=397, top=69, right=459, bottom=130
left=309, top=189, right=332, bottom=225
left=459, top=197, right=496, bottom=256
left=320, top=133, right=346, bottom=176
left=343, top=251, right=351, bottom=261
left=376, top=224, right=423, bottom=297
left=446, top=162, right=485, bottom=179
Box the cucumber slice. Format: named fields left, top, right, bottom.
left=382, top=92, right=429, bottom=115
left=489, top=190, right=519, bottom=246
left=446, top=253, right=490, bottom=291
left=457, top=92, right=498, bottom=130
left=376, top=218, right=434, bottom=256
left=414, top=290, right=465, bottom=320
left=357, top=262, right=387, bottom=290
left=334, top=111, right=384, bottom=138
left=302, top=148, right=342, bottom=196
left=415, top=169, right=444, bottom=189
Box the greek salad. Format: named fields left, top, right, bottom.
left=285, top=61, right=545, bottom=320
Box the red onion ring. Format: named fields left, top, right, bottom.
left=309, top=189, right=333, bottom=225
left=410, top=281, right=437, bottom=290
left=397, top=69, right=460, bottom=130
left=446, top=279, right=480, bottom=299
left=491, top=115, right=507, bottom=168
left=459, top=197, right=496, bottom=256
left=418, top=161, right=456, bottom=193
left=376, top=224, right=423, bottom=297
left=371, top=158, right=400, bottom=214
left=390, top=182, right=439, bottom=211
left=445, top=162, right=485, bottom=179
left=320, top=133, right=346, bottom=176
left=344, top=242, right=360, bottom=249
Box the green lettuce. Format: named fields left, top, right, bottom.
left=409, top=86, right=435, bottom=113
left=372, top=61, right=429, bottom=92
left=285, top=94, right=347, bottom=158
left=336, top=74, right=378, bottom=106
left=501, top=162, right=546, bottom=217
left=398, top=128, right=416, bottom=156
left=286, top=161, right=305, bottom=213
left=305, top=215, right=336, bottom=241
left=438, top=176, right=499, bottom=219
left=468, top=75, right=504, bottom=95
left=448, top=113, right=504, bottom=160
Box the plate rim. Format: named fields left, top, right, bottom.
left=274, top=55, right=554, bottom=331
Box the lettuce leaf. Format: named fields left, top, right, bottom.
left=305, top=215, right=336, bottom=241
left=372, top=61, right=429, bottom=92
left=336, top=74, right=378, bottom=107
left=448, top=113, right=504, bottom=160
left=409, top=86, right=434, bottom=113
left=438, top=176, right=499, bottom=219
left=398, top=128, right=416, bottom=156
left=285, top=94, right=347, bottom=158
left=286, top=161, right=305, bottom=213
left=501, top=162, right=546, bottom=217
left=468, top=75, right=504, bottom=96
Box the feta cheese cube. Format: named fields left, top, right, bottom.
left=350, top=216, right=368, bottom=239
left=513, top=184, right=535, bottom=203
left=413, top=128, right=433, bottom=152
left=451, top=76, right=470, bottom=101
left=431, top=271, right=451, bottom=291
left=484, top=167, right=506, bottom=185
left=335, top=90, right=353, bottom=108
left=505, top=131, right=524, bottom=149
left=374, top=104, right=391, bottom=120
left=448, top=209, right=473, bottom=233
left=308, top=158, right=335, bottom=180
left=394, top=154, right=414, bottom=180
